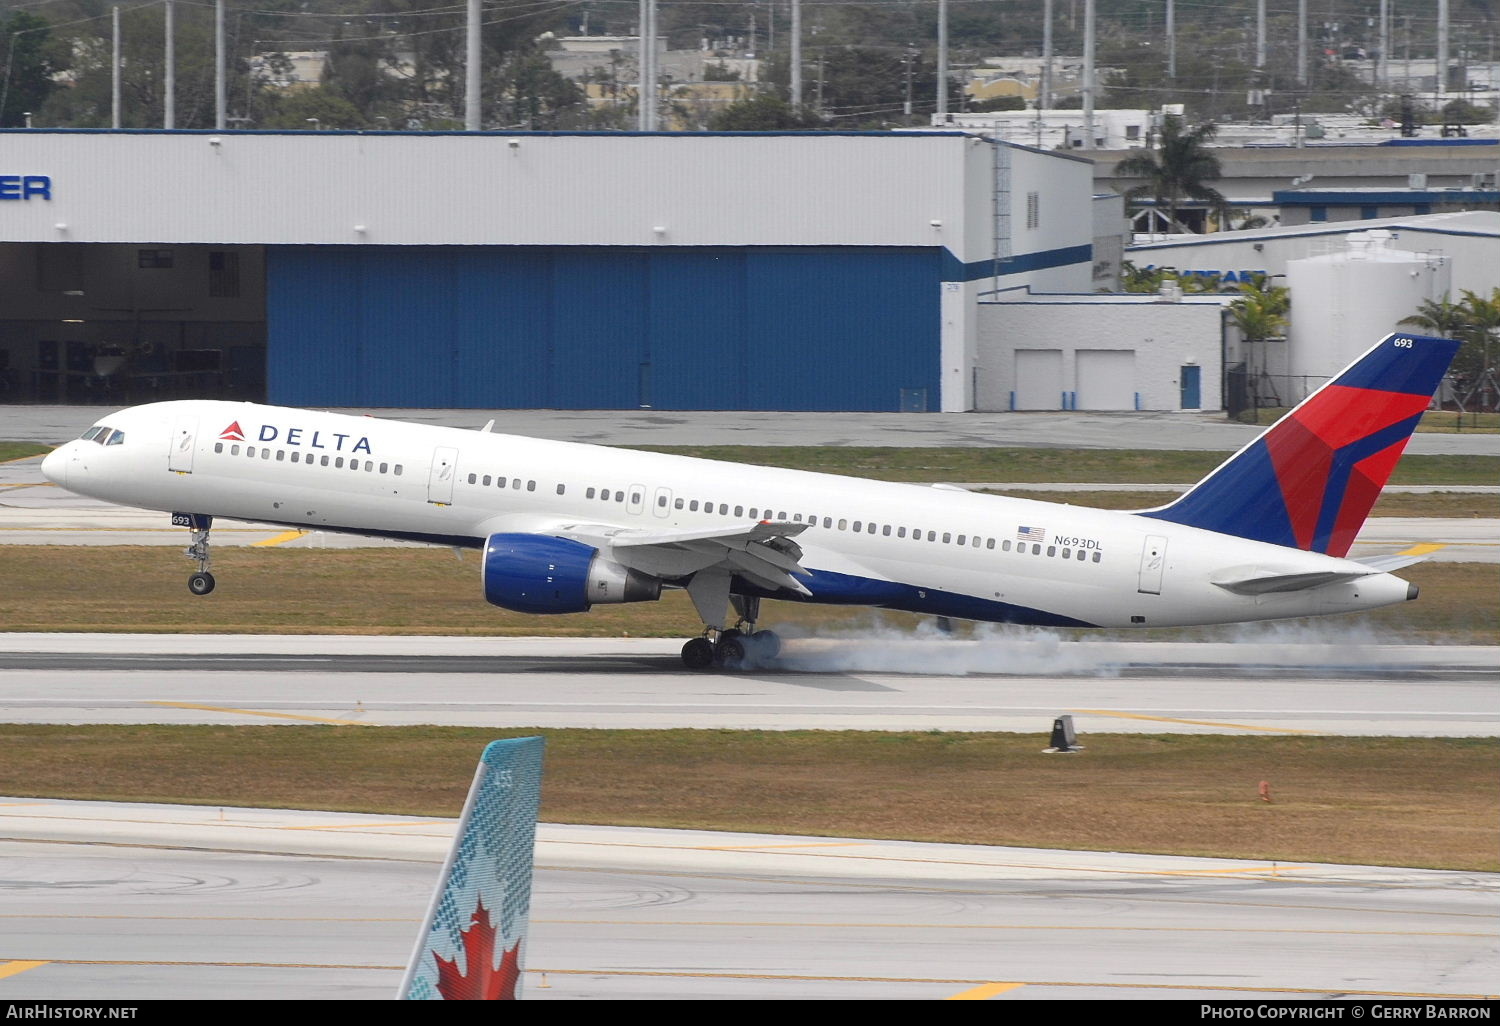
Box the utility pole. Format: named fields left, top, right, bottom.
left=790, top=0, right=801, bottom=107
left=214, top=0, right=226, bottom=130
left=1041, top=0, right=1053, bottom=110
left=637, top=0, right=657, bottom=130
left=1255, top=0, right=1266, bottom=70
left=111, top=6, right=121, bottom=129
left=164, top=1, right=175, bottom=129
left=936, top=0, right=948, bottom=117
left=1082, top=0, right=1094, bottom=148
left=1438, top=0, right=1450, bottom=102
left=1297, top=0, right=1307, bottom=87
left=1378, top=0, right=1389, bottom=91
left=1166, top=0, right=1176, bottom=79
left=646, top=0, right=657, bottom=130
left=465, top=0, right=481, bottom=130
left=903, top=46, right=914, bottom=122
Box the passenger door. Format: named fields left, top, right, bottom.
left=1137, top=535, right=1167, bottom=595
left=427, top=446, right=458, bottom=505
left=169, top=415, right=197, bottom=473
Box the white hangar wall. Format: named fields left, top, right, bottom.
left=942, top=141, right=1096, bottom=410
left=2, top=130, right=998, bottom=254
left=975, top=294, right=1230, bottom=412
left=1125, top=211, right=1500, bottom=298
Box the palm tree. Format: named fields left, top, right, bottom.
left=1455, top=289, right=1500, bottom=411
left=1227, top=275, right=1290, bottom=414
left=1228, top=276, right=1289, bottom=342
left=1399, top=289, right=1500, bottom=411
left=1114, top=115, right=1226, bottom=234
left=1398, top=295, right=1468, bottom=339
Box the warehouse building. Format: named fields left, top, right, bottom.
left=0, top=130, right=1096, bottom=413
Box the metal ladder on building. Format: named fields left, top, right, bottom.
left=992, top=134, right=1012, bottom=291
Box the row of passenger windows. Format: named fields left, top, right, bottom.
left=468, top=472, right=547, bottom=494
left=458, top=468, right=1103, bottom=565
left=215, top=441, right=403, bottom=476
left=634, top=491, right=1104, bottom=563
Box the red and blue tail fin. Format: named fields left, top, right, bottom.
left=1140, top=333, right=1459, bottom=556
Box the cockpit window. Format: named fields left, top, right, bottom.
left=81, top=425, right=107, bottom=443
left=104, top=430, right=125, bottom=446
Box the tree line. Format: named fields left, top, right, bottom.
left=3, top=1, right=1494, bottom=131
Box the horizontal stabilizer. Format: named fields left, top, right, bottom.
left=1209, top=565, right=1374, bottom=596
left=1350, top=552, right=1431, bottom=573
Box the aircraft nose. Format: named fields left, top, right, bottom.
left=40, top=445, right=68, bottom=488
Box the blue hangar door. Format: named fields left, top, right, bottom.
left=265, top=246, right=942, bottom=411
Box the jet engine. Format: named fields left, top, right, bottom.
left=482, top=533, right=661, bottom=614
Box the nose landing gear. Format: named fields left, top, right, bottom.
left=174, top=512, right=216, bottom=596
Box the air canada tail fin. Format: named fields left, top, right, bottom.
left=399, top=736, right=545, bottom=1001
left=1141, top=332, right=1460, bottom=556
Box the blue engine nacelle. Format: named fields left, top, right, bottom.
left=482, top=533, right=662, bottom=614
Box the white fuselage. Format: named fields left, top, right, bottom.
left=42, top=400, right=1414, bottom=629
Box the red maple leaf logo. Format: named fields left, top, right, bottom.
left=218, top=421, right=245, bottom=441
left=433, top=898, right=522, bottom=1000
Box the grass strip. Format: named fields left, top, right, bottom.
left=0, top=726, right=1493, bottom=872
left=0, top=443, right=51, bottom=463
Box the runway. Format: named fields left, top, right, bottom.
left=0, top=634, right=1494, bottom=736
left=0, top=799, right=1494, bottom=1001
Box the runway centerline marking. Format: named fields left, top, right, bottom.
left=1070, top=709, right=1319, bottom=734
left=0, top=961, right=49, bottom=980
left=147, top=701, right=369, bottom=726
left=947, top=981, right=1026, bottom=999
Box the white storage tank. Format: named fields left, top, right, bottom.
left=1286, top=230, right=1451, bottom=401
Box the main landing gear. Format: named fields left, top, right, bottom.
left=177, top=513, right=216, bottom=596
left=679, top=595, right=781, bottom=670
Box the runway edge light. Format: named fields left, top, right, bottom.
left=1043, top=714, right=1084, bottom=754
left=398, top=735, right=545, bottom=1000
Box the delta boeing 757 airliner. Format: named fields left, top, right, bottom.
left=41, top=332, right=1458, bottom=669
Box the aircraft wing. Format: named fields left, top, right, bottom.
left=481, top=516, right=815, bottom=597
left=605, top=521, right=814, bottom=596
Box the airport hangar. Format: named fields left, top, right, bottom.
left=0, top=129, right=1223, bottom=414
